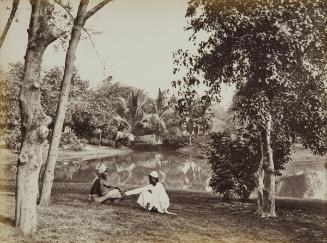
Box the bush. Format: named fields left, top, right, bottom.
left=115, top=131, right=134, bottom=147
left=206, top=127, right=291, bottom=201
left=192, top=135, right=210, bottom=158
left=206, top=129, right=261, bottom=201
left=59, top=132, right=83, bottom=151
left=79, top=138, right=89, bottom=144
left=162, top=135, right=189, bottom=150
left=101, top=138, right=115, bottom=147
left=89, top=137, right=100, bottom=146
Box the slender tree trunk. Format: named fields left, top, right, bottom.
left=39, top=1, right=89, bottom=206
left=260, top=113, right=276, bottom=217
left=0, top=0, right=20, bottom=49
left=256, top=133, right=264, bottom=215
left=39, top=0, right=111, bottom=205
left=16, top=0, right=57, bottom=234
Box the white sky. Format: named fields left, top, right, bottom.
left=0, top=0, right=234, bottom=109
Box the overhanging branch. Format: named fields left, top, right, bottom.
left=85, top=0, right=111, bottom=20
left=0, top=0, right=20, bottom=49
left=53, top=0, right=105, bottom=72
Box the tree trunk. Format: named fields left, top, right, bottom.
left=0, top=0, right=20, bottom=49
left=39, top=0, right=111, bottom=205
left=16, top=0, right=57, bottom=234
left=256, top=133, right=264, bottom=215
left=260, top=113, right=276, bottom=217
left=39, top=1, right=89, bottom=206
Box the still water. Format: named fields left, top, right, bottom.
left=0, top=150, right=326, bottom=199
left=55, top=151, right=212, bottom=191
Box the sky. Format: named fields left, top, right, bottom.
left=0, top=0, right=234, bottom=109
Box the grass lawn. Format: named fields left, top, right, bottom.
left=0, top=183, right=326, bottom=243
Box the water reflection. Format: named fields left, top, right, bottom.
left=0, top=151, right=326, bottom=199
left=276, top=171, right=327, bottom=200
left=0, top=151, right=211, bottom=191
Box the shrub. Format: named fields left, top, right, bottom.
left=101, top=138, right=115, bottom=147
left=206, top=129, right=261, bottom=201
left=89, top=137, right=100, bottom=146
left=59, top=132, right=83, bottom=151
left=162, top=135, right=189, bottom=150
left=206, top=127, right=291, bottom=201
left=79, top=138, right=89, bottom=144
left=193, top=135, right=210, bottom=158
left=115, top=131, right=134, bottom=147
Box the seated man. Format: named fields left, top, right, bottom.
left=89, top=163, right=124, bottom=203
left=125, top=171, right=170, bottom=213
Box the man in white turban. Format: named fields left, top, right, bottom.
left=89, top=163, right=124, bottom=203
left=124, top=171, right=170, bottom=213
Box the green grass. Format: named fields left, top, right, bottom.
left=1, top=183, right=326, bottom=243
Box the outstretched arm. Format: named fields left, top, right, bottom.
left=125, top=184, right=153, bottom=196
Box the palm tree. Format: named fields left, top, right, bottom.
left=117, top=89, right=148, bottom=127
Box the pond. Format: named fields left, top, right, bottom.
left=0, top=150, right=326, bottom=200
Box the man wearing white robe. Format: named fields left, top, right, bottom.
left=125, top=171, right=170, bottom=213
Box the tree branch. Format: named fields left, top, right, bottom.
left=53, top=0, right=107, bottom=76
left=0, top=0, right=20, bottom=49
left=85, top=0, right=111, bottom=20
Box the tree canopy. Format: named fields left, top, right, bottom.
left=174, top=0, right=327, bottom=152
left=174, top=0, right=327, bottom=216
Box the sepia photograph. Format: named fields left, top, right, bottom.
left=0, top=0, right=326, bottom=242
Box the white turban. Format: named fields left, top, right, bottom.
left=149, top=171, right=159, bottom=179
left=95, top=163, right=107, bottom=174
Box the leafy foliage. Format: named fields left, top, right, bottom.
left=206, top=126, right=291, bottom=201
left=1, top=63, right=91, bottom=149
left=174, top=0, right=327, bottom=156
left=59, top=132, right=84, bottom=151
left=162, top=135, right=189, bottom=150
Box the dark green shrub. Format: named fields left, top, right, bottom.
left=206, top=130, right=261, bottom=201
left=206, top=127, right=291, bottom=201
left=59, top=132, right=83, bottom=151
left=89, top=137, right=100, bottom=146
left=101, top=138, right=115, bottom=147
left=162, top=135, right=189, bottom=150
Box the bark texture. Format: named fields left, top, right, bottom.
left=256, top=135, right=264, bottom=215
left=257, top=113, right=276, bottom=217
left=16, top=0, right=57, bottom=234
left=262, top=113, right=276, bottom=216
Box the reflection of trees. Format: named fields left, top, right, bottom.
left=0, top=152, right=211, bottom=191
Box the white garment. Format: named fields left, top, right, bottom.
left=125, top=182, right=169, bottom=213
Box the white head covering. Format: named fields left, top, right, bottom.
left=95, top=163, right=107, bottom=174
left=149, top=171, right=159, bottom=179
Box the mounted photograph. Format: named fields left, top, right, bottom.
left=0, top=0, right=326, bottom=242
